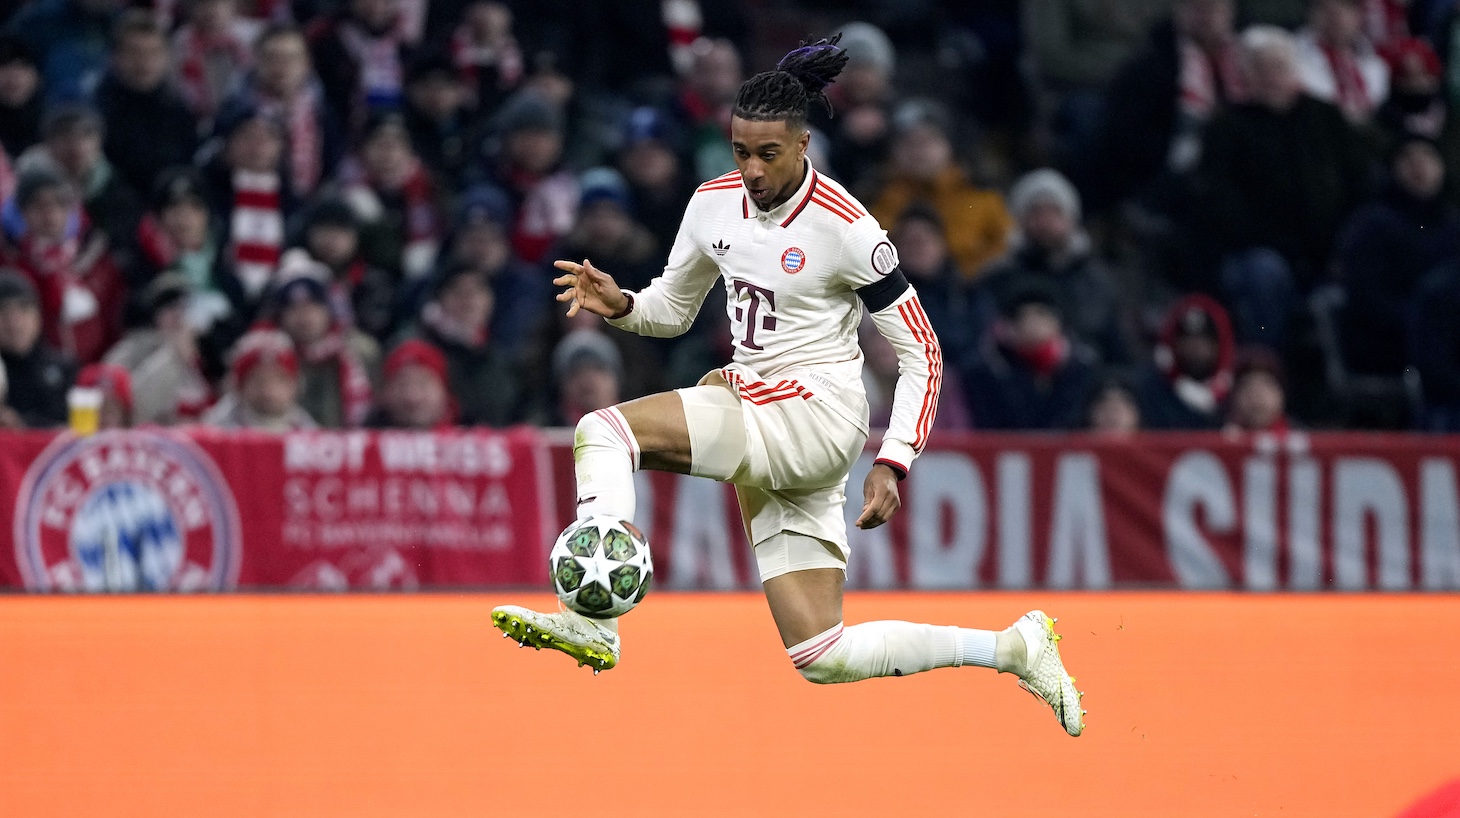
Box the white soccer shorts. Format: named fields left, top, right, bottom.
left=677, top=369, right=867, bottom=580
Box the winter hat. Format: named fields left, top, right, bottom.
left=497, top=90, right=562, bottom=135
left=215, top=103, right=281, bottom=140
left=622, top=106, right=676, bottom=149
left=14, top=166, right=75, bottom=209
left=455, top=184, right=513, bottom=231
left=271, top=273, right=331, bottom=316
left=998, top=279, right=1063, bottom=320
left=304, top=197, right=359, bottom=231
left=890, top=98, right=949, bottom=136
left=41, top=103, right=104, bottom=139
left=1009, top=168, right=1081, bottom=223
left=76, top=363, right=134, bottom=420
left=579, top=167, right=632, bottom=213
left=0, top=269, right=38, bottom=306
left=552, top=329, right=622, bottom=382
left=150, top=167, right=209, bottom=213
left=384, top=338, right=449, bottom=386
left=362, top=110, right=412, bottom=145
left=230, top=329, right=299, bottom=386
left=143, top=271, right=192, bottom=315
left=837, top=22, right=895, bottom=75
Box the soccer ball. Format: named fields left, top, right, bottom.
left=549, top=515, right=653, bottom=619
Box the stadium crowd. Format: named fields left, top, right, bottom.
left=2, top=0, right=1460, bottom=435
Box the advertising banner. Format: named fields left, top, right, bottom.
left=2, top=429, right=1458, bottom=591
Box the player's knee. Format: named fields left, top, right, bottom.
left=788, top=624, right=850, bottom=684
left=574, top=409, right=632, bottom=455
left=795, top=656, right=843, bottom=684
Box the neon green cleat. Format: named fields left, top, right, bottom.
left=492, top=605, right=619, bottom=674
left=1010, top=610, right=1086, bottom=737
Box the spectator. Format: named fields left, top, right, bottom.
left=1294, top=0, right=1390, bottom=123
left=980, top=169, right=1130, bottom=364
left=1224, top=346, right=1291, bottom=432
left=816, top=22, right=894, bottom=189
left=17, top=104, right=143, bottom=255
left=1412, top=259, right=1460, bottom=430
left=444, top=184, right=548, bottom=358
left=221, top=24, right=341, bottom=198
left=402, top=52, right=483, bottom=191
left=616, top=107, right=696, bottom=255
left=130, top=167, right=248, bottom=368
left=3, top=168, right=124, bottom=364
left=0, top=269, right=75, bottom=428
left=1137, top=294, right=1236, bottom=429
left=171, top=0, right=262, bottom=125
left=399, top=262, right=519, bottom=425
left=1096, top=0, right=1244, bottom=206
left=267, top=266, right=377, bottom=428
left=1196, top=26, right=1372, bottom=349
left=339, top=111, right=445, bottom=280
left=1336, top=134, right=1460, bottom=375
left=0, top=36, right=43, bottom=158
left=75, top=361, right=133, bottom=428
left=870, top=101, right=1012, bottom=280
left=200, top=104, right=296, bottom=300
left=94, top=10, right=201, bottom=197
left=550, top=328, right=621, bottom=426
left=307, top=0, right=412, bottom=132
left=556, top=168, right=659, bottom=292
left=1374, top=38, right=1447, bottom=144
left=368, top=338, right=455, bottom=429
left=104, top=272, right=216, bottom=425
left=1085, top=376, right=1143, bottom=434
left=297, top=196, right=397, bottom=339
left=672, top=37, right=743, bottom=181
left=887, top=204, right=982, bottom=366
left=4, top=0, right=123, bottom=103
left=487, top=90, right=578, bottom=265
left=961, top=282, right=1098, bottom=430
left=448, top=0, right=523, bottom=112
left=203, top=327, right=317, bottom=430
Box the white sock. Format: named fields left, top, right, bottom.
left=788, top=621, right=1001, bottom=684
left=573, top=408, right=639, bottom=521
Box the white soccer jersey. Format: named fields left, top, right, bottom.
left=607, top=159, right=942, bottom=475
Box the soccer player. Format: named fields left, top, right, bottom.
left=493, top=38, right=1085, bottom=736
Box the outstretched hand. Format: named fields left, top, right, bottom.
left=856, top=463, right=902, bottom=529
left=553, top=259, right=628, bottom=318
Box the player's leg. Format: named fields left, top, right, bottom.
left=492, top=386, right=729, bottom=669
left=757, top=539, right=1084, bottom=736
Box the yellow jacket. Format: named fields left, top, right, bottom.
left=871, top=167, right=1013, bottom=280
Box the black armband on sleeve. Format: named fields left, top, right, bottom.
left=855, top=268, right=911, bottom=313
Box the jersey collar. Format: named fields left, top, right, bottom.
left=746, top=158, right=818, bottom=228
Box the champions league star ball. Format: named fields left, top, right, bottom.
left=550, top=515, right=653, bottom=619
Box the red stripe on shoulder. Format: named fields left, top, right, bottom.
left=696, top=182, right=744, bottom=192
left=816, top=183, right=865, bottom=216
left=811, top=195, right=855, bottom=223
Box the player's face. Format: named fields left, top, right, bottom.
left=730, top=117, right=810, bottom=210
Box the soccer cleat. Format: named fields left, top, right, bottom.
left=1010, top=610, right=1085, bottom=737
left=491, top=605, right=620, bottom=673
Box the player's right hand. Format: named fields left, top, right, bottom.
left=553, top=258, right=628, bottom=319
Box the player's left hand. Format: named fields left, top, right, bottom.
left=856, top=463, right=901, bottom=529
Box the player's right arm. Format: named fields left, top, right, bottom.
left=552, top=197, right=719, bottom=338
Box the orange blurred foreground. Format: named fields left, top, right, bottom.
left=1, top=593, right=1456, bottom=818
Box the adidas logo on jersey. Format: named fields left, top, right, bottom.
left=712, top=240, right=731, bottom=256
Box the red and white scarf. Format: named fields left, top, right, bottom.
left=255, top=89, right=323, bottom=196
left=342, top=157, right=441, bottom=278
left=1178, top=37, right=1246, bottom=120
left=1322, top=43, right=1374, bottom=118
left=298, top=329, right=374, bottom=427
left=662, top=0, right=702, bottom=75
left=338, top=22, right=404, bottom=110
left=230, top=170, right=284, bottom=297
left=422, top=300, right=487, bottom=348
left=173, top=24, right=253, bottom=120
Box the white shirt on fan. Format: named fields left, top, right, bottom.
left=607, top=159, right=942, bottom=475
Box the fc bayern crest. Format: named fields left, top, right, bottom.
left=781, top=246, right=807, bottom=274
left=13, top=431, right=242, bottom=592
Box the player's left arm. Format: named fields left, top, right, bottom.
left=839, top=216, right=942, bottom=530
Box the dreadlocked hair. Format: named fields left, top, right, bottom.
left=733, top=34, right=850, bottom=130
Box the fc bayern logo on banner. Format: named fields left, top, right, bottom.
left=13, top=431, right=243, bottom=592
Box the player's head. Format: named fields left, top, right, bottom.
left=731, top=35, right=849, bottom=209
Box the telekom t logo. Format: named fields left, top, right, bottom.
left=732, top=280, right=777, bottom=351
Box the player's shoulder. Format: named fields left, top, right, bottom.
left=694, top=169, right=745, bottom=197
left=807, top=171, right=873, bottom=230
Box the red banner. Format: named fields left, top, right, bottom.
left=2, top=429, right=1459, bottom=591
left=0, top=428, right=553, bottom=591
